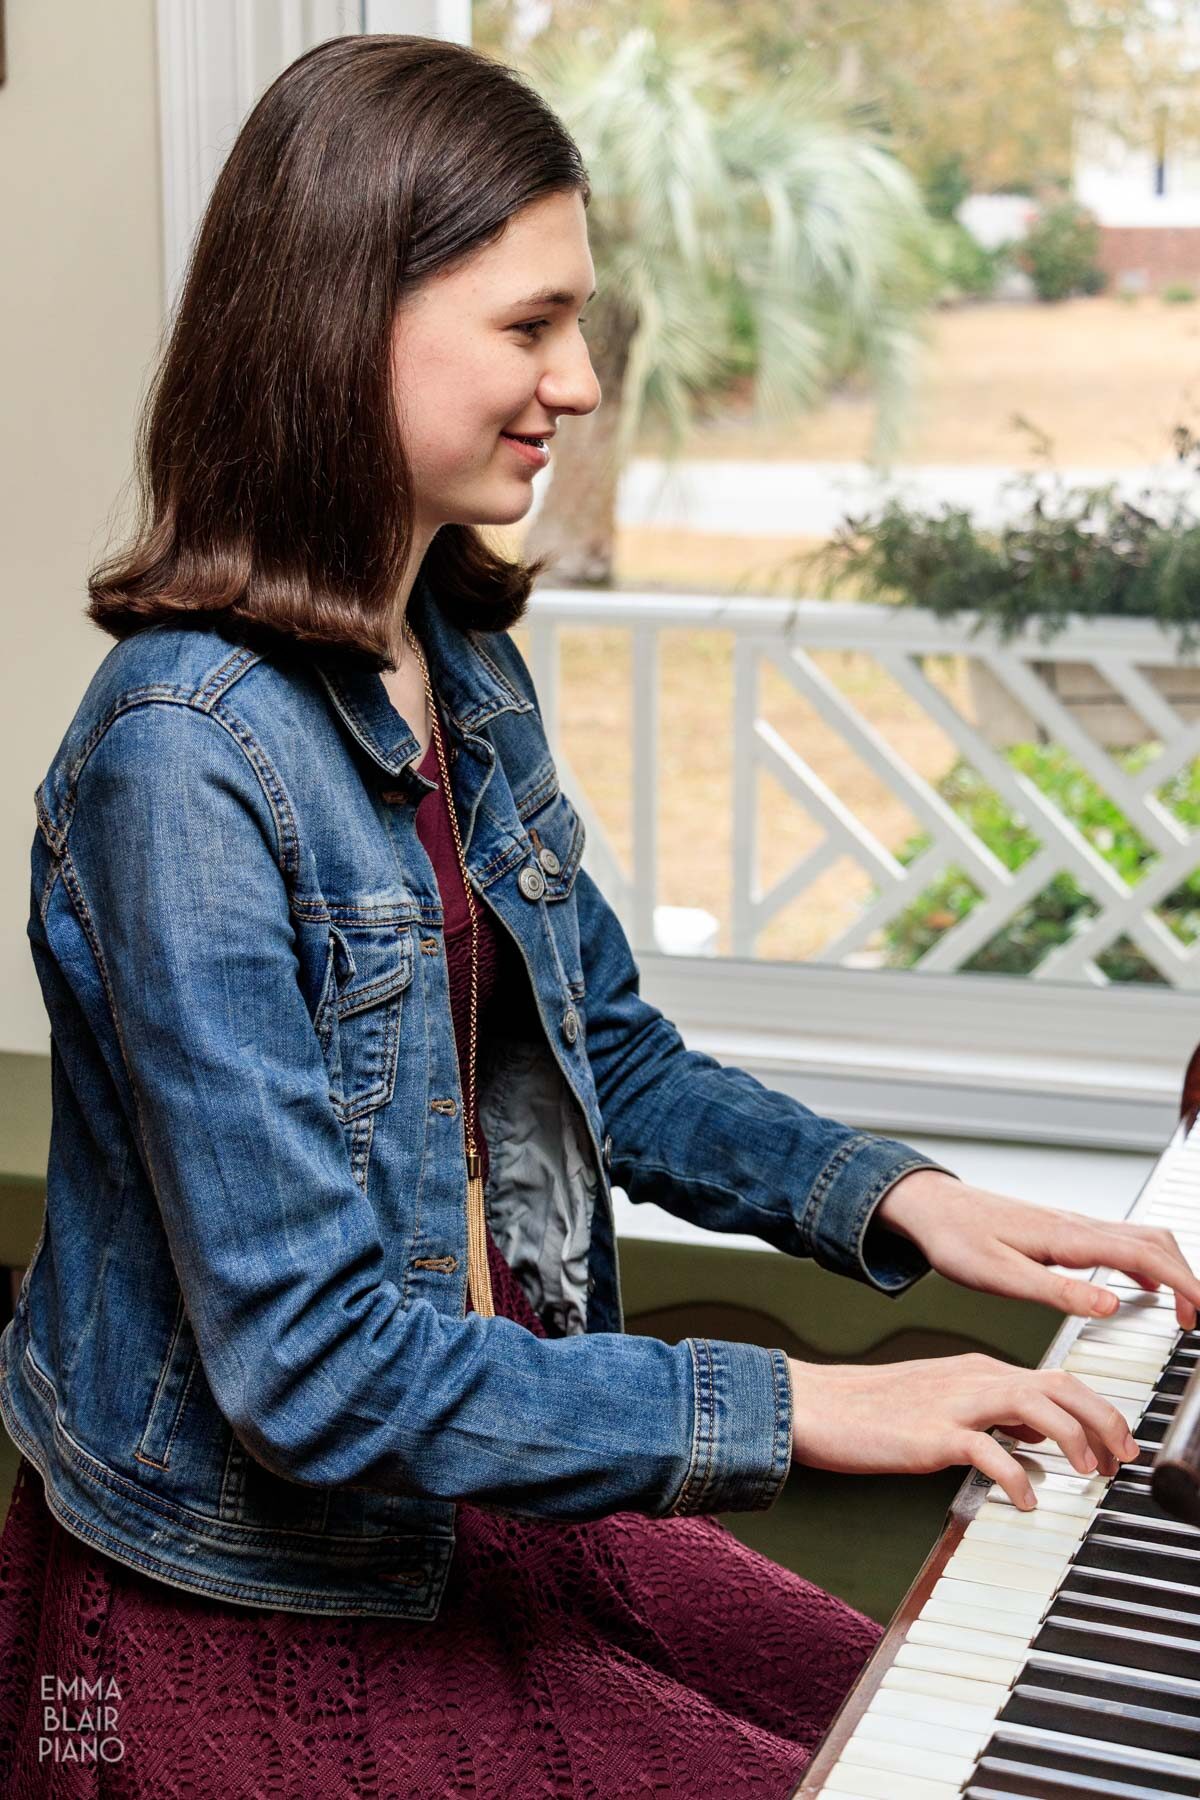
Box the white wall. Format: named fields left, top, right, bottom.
left=1, top=1, right=165, bottom=1052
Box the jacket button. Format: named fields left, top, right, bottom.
left=587, top=1275, right=596, bottom=1296
left=602, top=1133, right=613, bottom=1168
left=518, top=865, right=546, bottom=901
left=562, top=1008, right=579, bottom=1045
left=537, top=846, right=561, bottom=875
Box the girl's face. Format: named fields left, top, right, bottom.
left=391, top=189, right=601, bottom=537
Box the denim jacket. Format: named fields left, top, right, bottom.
left=0, top=568, right=956, bottom=1619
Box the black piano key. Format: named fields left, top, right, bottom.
left=1098, top=1490, right=1188, bottom=1527
left=971, top=1785, right=1180, bottom=1800
left=1033, top=1614, right=1200, bottom=1677
left=1072, top=1533, right=1200, bottom=1588
left=1136, top=1417, right=1171, bottom=1445
left=1066, top=1567, right=1200, bottom=1614
left=1024, top=1656, right=1200, bottom=1717
left=966, top=1769, right=1190, bottom=1799
left=999, top=1679, right=1200, bottom=1757
left=985, top=1728, right=1200, bottom=1794
left=1054, top=1589, right=1200, bottom=1641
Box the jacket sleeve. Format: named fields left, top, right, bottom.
left=61, top=700, right=790, bottom=1520
left=572, top=863, right=960, bottom=1296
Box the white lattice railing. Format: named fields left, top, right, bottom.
left=519, top=591, right=1200, bottom=992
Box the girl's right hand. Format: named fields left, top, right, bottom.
left=786, top=1351, right=1142, bottom=1510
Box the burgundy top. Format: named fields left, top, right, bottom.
left=412, top=714, right=501, bottom=1195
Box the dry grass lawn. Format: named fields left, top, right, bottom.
left=638, top=294, right=1200, bottom=468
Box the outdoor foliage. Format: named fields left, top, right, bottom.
left=802, top=451, right=1200, bottom=657
left=1017, top=196, right=1105, bottom=300
left=925, top=218, right=1009, bottom=302
left=876, top=742, right=1200, bottom=982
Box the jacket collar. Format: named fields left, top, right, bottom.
left=313, top=565, right=532, bottom=778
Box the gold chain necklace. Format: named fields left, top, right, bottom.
left=402, top=618, right=495, bottom=1319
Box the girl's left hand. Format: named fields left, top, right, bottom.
left=875, top=1168, right=1200, bottom=1331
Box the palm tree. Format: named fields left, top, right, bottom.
left=514, top=22, right=939, bottom=586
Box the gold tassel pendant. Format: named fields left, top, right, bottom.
left=465, top=1149, right=494, bottom=1318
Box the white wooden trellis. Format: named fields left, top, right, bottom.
left=523, top=590, right=1200, bottom=992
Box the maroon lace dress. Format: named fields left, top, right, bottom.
left=0, top=711, right=881, bottom=1799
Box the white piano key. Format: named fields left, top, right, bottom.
left=1063, top=1346, right=1169, bottom=1380
left=917, top=1591, right=1040, bottom=1636
left=942, top=1547, right=1064, bottom=1597
left=852, top=1699, right=985, bottom=1756
left=822, top=1762, right=964, bottom=1798
left=895, top=1636, right=1025, bottom=1686
left=966, top=1512, right=1084, bottom=1555
left=1057, top=1370, right=1155, bottom=1402
left=975, top=1497, right=1089, bottom=1541
left=1081, top=1318, right=1183, bottom=1348
left=841, top=1727, right=973, bottom=1786
left=952, top=1533, right=1071, bottom=1578
left=905, top=1616, right=1037, bottom=1661
left=926, top=1576, right=1046, bottom=1620
left=868, top=1684, right=998, bottom=1737
left=880, top=1664, right=1011, bottom=1712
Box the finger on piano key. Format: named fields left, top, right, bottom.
left=1102, top=1285, right=1186, bottom=1313
left=989, top=1466, right=1109, bottom=1512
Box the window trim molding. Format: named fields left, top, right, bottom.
left=634, top=953, right=1191, bottom=1152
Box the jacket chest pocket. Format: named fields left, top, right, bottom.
left=316, top=920, right=415, bottom=1122
left=521, top=790, right=586, bottom=996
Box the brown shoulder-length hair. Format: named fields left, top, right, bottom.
left=87, top=34, right=590, bottom=671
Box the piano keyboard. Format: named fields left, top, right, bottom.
left=801, top=1123, right=1200, bottom=1799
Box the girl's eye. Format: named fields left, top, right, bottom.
left=512, top=316, right=590, bottom=339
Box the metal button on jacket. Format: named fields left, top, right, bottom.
left=537, top=845, right=561, bottom=875
left=562, top=1008, right=579, bottom=1045
left=518, top=865, right=546, bottom=901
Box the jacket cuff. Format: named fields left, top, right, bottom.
left=665, top=1339, right=793, bottom=1517
left=802, top=1134, right=961, bottom=1296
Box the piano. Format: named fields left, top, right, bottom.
left=793, top=1045, right=1200, bottom=1799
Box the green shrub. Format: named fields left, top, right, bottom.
left=874, top=741, right=1200, bottom=982
left=1163, top=282, right=1197, bottom=304
left=801, top=451, right=1200, bottom=658
left=928, top=218, right=1008, bottom=302
left=1018, top=197, right=1103, bottom=301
